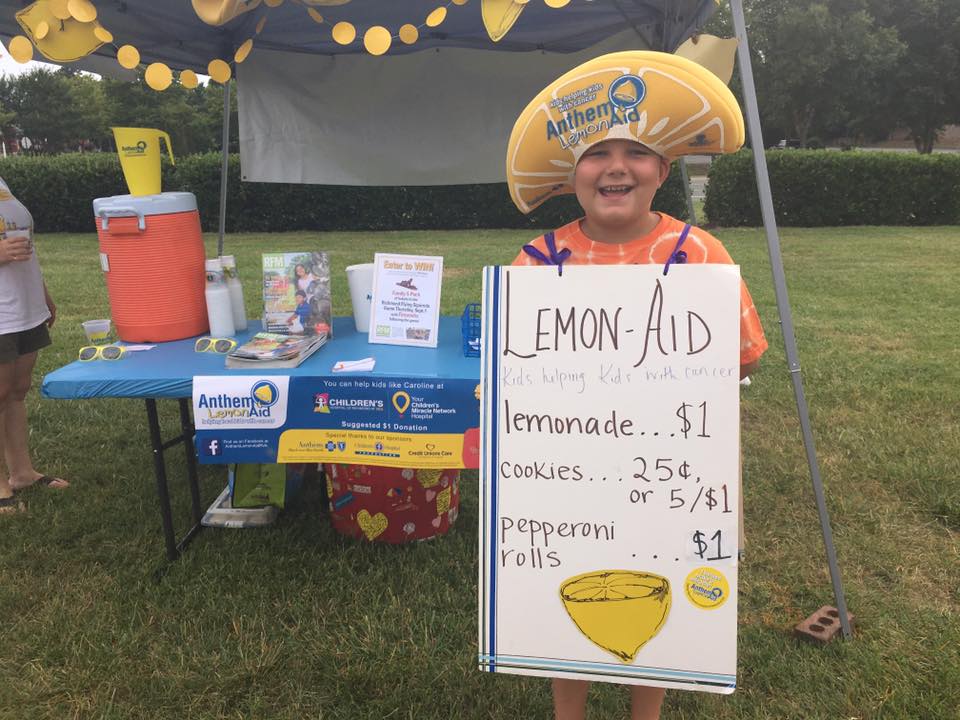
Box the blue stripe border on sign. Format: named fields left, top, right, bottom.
left=476, top=654, right=735, bottom=688
left=486, top=266, right=501, bottom=669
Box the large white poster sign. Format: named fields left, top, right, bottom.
left=478, top=264, right=741, bottom=694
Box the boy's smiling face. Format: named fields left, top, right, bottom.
left=574, top=139, right=670, bottom=243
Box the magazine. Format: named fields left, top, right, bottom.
left=225, top=331, right=327, bottom=369
left=262, top=252, right=333, bottom=336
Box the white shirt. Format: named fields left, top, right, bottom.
left=0, top=177, right=49, bottom=334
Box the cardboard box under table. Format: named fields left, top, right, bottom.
left=41, top=317, right=480, bottom=561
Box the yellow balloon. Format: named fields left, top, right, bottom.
left=49, top=0, right=71, bottom=21
left=264, top=0, right=283, bottom=6
left=331, top=21, right=356, bottom=45
left=363, top=26, right=391, bottom=56
left=34, top=21, right=50, bottom=40
left=67, top=0, right=98, bottom=23
left=145, top=62, right=173, bottom=91
left=180, top=69, right=199, bottom=89
left=256, top=17, right=268, bottom=34
left=8, top=36, right=34, bottom=64
left=307, top=8, right=323, bottom=23
left=398, top=24, right=419, bottom=44
left=94, top=26, right=114, bottom=43
left=452, top=0, right=469, bottom=4
left=426, top=7, right=447, bottom=27
left=544, top=0, right=570, bottom=7
left=117, top=44, right=140, bottom=69
left=234, top=38, right=253, bottom=63
left=208, top=58, right=232, bottom=83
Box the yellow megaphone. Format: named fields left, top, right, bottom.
left=111, top=127, right=174, bottom=196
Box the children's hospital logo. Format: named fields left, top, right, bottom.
left=314, top=393, right=384, bottom=413
left=608, top=75, right=646, bottom=111
left=314, top=392, right=331, bottom=413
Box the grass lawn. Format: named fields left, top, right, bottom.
left=1, top=225, right=958, bottom=719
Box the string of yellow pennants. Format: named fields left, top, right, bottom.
left=3, top=0, right=574, bottom=91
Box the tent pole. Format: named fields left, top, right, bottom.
left=678, top=157, right=698, bottom=225
left=728, top=0, right=852, bottom=639
left=217, top=79, right=231, bottom=257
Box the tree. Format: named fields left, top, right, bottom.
left=3, top=68, right=77, bottom=151
left=868, top=0, right=960, bottom=153
left=0, top=65, right=235, bottom=156
left=713, top=0, right=904, bottom=147
left=100, top=75, right=232, bottom=156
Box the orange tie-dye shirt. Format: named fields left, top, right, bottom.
left=512, top=214, right=768, bottom=366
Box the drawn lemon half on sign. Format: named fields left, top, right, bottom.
left=560, top=570, right=671, bottom=663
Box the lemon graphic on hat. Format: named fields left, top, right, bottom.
left=506, top=50, right=746, bottom=214
left=560, top=570, right=671, bottom=663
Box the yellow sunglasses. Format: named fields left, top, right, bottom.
left=79, top=344, right=126, bottom=361
left=195, top=337, right=237, bottom=354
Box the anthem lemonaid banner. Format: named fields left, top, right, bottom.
left=479, top=265, right=742, bottom=693
left=194, top=374, right=481, bottom=468
left=193, top=376, right=290, bottom=429
left=506, top=50, right=745, bottom=214
left=193, top=376, right=291, bottom=462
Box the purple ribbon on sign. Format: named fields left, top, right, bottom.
left=521, top=231, right=572, bottom=275
left=663, top=223, right=692, bottom=275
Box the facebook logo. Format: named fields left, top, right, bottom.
left=200, top=437, right=223, bottom=457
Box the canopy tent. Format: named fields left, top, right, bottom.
left=0, top=1, right=717, bottom=65
left=0, top=0, right=717, bottom=185
left=0, top=0, right=850, bottom=637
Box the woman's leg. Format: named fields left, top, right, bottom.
left=629, top=685, right=665, bottom=720
left=0, top=358, right=16, bottom=506
left=3, top=351, right=67, bottom=489
left=552, top=678, right=590, bottom=720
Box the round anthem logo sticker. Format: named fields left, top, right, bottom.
left=684, top=566, right=730, bottom=610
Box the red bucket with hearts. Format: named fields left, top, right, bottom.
left=324, top=464, right=460, bottom=543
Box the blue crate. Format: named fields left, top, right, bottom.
left=461, top=303, right=481, bottom=357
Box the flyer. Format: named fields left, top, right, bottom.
left=368, top=253, right=443, bottom=348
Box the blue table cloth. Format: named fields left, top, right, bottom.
left=43, top=317, right=480, bottom=400
left=43, top=317, right=482, bottom=469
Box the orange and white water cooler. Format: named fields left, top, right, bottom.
left=93, top=192, right=208, bottom=342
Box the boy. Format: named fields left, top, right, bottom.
left=504, top=51, right=767, bottom=719
left=286, top=290, right=311, bottom=333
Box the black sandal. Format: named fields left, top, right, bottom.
left=0, top=495, right=24, bottom=513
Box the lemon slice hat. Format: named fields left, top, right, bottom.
left=506, top=50, right=745, bottom=214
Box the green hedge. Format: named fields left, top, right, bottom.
left=704, top=150, right=960, bottom=226
left=0, top=152, right=689, bottom=233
